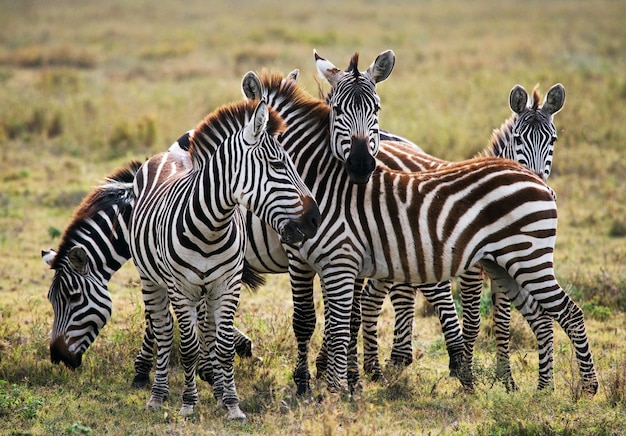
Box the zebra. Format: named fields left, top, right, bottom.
left=357, top=83, right=567, bottom=391
left=42, top=161, right=260, bottom=386
left=236, top=65, right=597, bottom=395
left=128, top=99, right=319, bottom=420
left=234, top=63, right=590, bottom=396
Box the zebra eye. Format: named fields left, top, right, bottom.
left=550, top=136, right=557, bottom=145
left=333, top=105, right=343, bottom=116
left=514, top=136, right=523, bottom=146
left=68, top=291, right=82, bottom=303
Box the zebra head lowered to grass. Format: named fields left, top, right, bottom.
left=129, top=99, right=319, bottom=421
left=42, top=161, right=260, bottom=382
left=43, top=163, right=139, bottom=370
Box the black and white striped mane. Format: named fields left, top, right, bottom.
left=50, top=161, right=140, bottom=269
left=187, top=98, right=286, bottom=169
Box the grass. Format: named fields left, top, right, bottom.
left=1, top=0, right=625, bottom=434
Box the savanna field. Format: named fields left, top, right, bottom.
left=1, top=0, right=625, bottom=434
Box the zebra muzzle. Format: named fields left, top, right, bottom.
left=50, top=336, right=83, bottom=369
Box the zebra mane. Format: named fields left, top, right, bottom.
left=483, top=113, right=518, bottom=158
left=188, top=98, right=286, bottom=166
left=348, top=52, right=360, bottom=77
left=257, top=70, right=330, bottom=120
left=50, top=161, right=140, bottom=269
left=530, top=84, right=541, bottom=110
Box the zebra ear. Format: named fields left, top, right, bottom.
left=314, top=49, right=343, bottom=88
left=244, top=101, right=269, bottom=144
left=68, top=246, right=88, bottom=274
left=542, top=83, right=565, bottom=115
left=241, top=71, right=263, bottom=101
left=286, top=69, right=299, bottom=83
left=42, top=249, right=57, bottom=267
left=365, top=50, right=395, bottom=84
left=509, top=85, right=529, bottom=114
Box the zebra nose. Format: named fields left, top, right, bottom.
left=50, top=336, right=82, bottom=369
left=300, top=196, right=320, bottom=239
left=345, top=136, right=376, bottom=185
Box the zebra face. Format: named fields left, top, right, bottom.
left=316, top=50, right=395, bottom=185
left=43, top=247, right=112, bottom=369
left=509, top=83, right=565, bottom=181
left=238, top=101, right=320, bottom=245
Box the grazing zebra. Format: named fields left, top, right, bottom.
left=129, top=99, right=319, bottom=420
left=42, top=161, right=259, bottom=386
left=358, top=83, right=566, bottom=391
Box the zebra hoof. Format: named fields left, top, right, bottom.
left=146, top=396, right=164, bottom=411
left=235, top=340, right=253, bottom=358
left=226, top=407, right=246, bottom=422
left=131, top=373, right=150, bottom=389
left=178, top=404, right=194, bottom=416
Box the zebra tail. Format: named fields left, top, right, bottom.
left=242, top=260, right=266, bottom=291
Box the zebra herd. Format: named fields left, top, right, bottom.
left=43, top=49, right=598, bottom=421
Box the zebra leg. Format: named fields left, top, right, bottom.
left=387, top=282, right=416, bottom=369
left=418, top=281, right=464, bottom=378
left=170, top=299, right=199, bottom=417
left=132, top=310, right=156, bottom=389
left=289, top=260, right=317, bottom=396
left=211, top=286, right=246, bottom=422
left=361, top=279, right=389, bottom=381
left=504, top=287, right=555, bottom=390
left=320, top=271, right=358, bottom=394
left=458, top=270, right=484, bottom=391
left=316, top=277, right=365, bottom=395
left=481, top=259, right=598, bottom=395
left=490, top=282, right=517, bottom=391
left=197, top=297, right=253, bottom=386
left=143, top=282, right=173, bottom=411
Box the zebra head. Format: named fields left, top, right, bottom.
left=235, top=100, right=320, bottom=244
left=43, top=246, right=113, bottom=370
left=507, top=83, right=565, bottom=181
left=42, top=163, right=137, bottom=370
left=316, top=49, right=395, bottom=185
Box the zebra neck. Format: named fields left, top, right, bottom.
left=83, top=210, right=131, bottom=280
left=184, top=149, right=240, bottom=239
left=485, top=113, right=518, bottom=159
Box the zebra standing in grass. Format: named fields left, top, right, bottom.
left=42, top=161, right=260, bottom=385
left=236, top=64, right=596, bottom=395
left=358, top=83, right=566, bottom=391
left=129, top=100, right=319, bottom=420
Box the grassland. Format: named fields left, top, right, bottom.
left=0, top=0, right=625, bottom=434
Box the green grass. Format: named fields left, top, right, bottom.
left=1, top=0, right=625, bottom=434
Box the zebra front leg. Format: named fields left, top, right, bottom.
left=317, top=278, right=365, bottom=388
left=417, top=281, right=464, bottom=377
left=289, top=262, right=317, bottom=396
left=143, top=282, right=173, bottom=411
left=361, top=280, right=389, bottom=382
left=321, top=272, right=359, bottom=394
left=170, top=300, right=200, bottom=417
left=197, top=297, right=254, bottom=385
left=132, top=310, right=156, bottom=389
left=213, top=289, right=246, bottom=422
